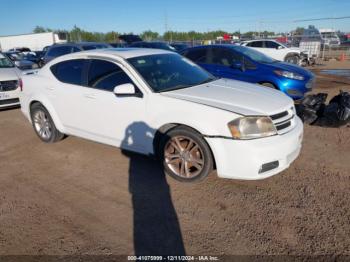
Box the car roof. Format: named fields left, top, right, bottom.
left=184, top=44, right=236, bottom=50
left=55, top=48, right=175, bottom=60
left=50, top=42, right=110, bottom=48
left=243, top=39, right=277, bottom=42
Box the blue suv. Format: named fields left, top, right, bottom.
left=182, top=45, right=314, bottom=100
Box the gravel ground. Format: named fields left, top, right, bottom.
left=0, top=62, right=349, bottom=260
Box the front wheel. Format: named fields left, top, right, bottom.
left=284, top=54, right=300, bottom=65
left=160, top=126, right=214, bottom=182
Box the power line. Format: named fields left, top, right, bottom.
left=294, top=16, right=350, bottom=22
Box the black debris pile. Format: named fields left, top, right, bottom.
left=296, top=91, right=350, bottom=127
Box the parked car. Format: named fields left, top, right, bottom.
left=241, top=39, right=307, bottom=65
left=0, top=52, right=21, bottom=109
left=129, top=41, right=176, bottom=52
left=5, top=52, right=39, bottom=70
left=181, top=45, right=314, bottom=100
left=20, top=49, right=303, bottom=182
left=8, top=47, right=31, bottom=53
left=169, top=42, right=190, bottom=52
left=42, top=42, right=111, bottom=65
left=118, top=34, right=143, bottom=44
left=109, top=42, right=127, bottom=48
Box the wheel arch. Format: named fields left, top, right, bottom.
left=29, top=99, right=65, bottom=133
left=258, top=81, right=279, bottom=90
left=284, top=52, right=300, bottom=61
left=153, top=122, right=217, bottom=169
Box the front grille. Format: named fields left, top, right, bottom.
left=0, top=98, right=20, bottom=105
left=270, top=107, right=296, bottom=134
left=0, top=80, right=18, bottom=92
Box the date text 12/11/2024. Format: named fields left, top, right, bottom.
left=127, top=255, right=219, bottom=261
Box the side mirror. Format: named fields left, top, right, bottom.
left=277, top=45, right=284, bottom=50
left=113, top=83, right=142, bottom=98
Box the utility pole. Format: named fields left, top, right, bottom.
left=164, top=11, right=168, bottom=34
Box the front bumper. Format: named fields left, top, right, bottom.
left=205, top=117, right=303, bottom=180
left=279, top=77, right=314, bottom=100
left=0, top=89, right=20, bottom=108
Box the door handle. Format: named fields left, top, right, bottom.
left=84, top=93, right=97, bottom=99
left=46, top=86, right=54, bottom=91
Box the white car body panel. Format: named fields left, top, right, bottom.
left=20, top=49, right=303, bottom=180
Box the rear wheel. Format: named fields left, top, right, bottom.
left=30, top=103, right=64, bottom=143
left=160, top=126, right=213, bottom=182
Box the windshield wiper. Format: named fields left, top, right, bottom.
left=157, top=77, right=219, bottom=93
left=197, top=77, right=220, bottom=85
left=157, top=84, right=192, bottom=93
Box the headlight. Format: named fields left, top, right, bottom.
left=228, top=116, right=277, bottom=139
left=274, top=70, right=304, bottom=81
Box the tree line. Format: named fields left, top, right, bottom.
left=33, top=25, right=276, bottom=42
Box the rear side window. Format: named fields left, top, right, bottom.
left=210, top=48, right=242, bottom=66
left=265, top=41, right=280, bottom=48
left=183, top=48, right=207, bottom=63
left=50, top=59, right=85, bottom=86
left=87, top=59, right=133, bottom=91
left=247, top=41, right=263, bottom=48
left=47, top=46, right=74, bottom=57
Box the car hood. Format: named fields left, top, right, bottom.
left=0, top=67, right=20, bottom=81
left=263, top=61, right=313, bottom=78
left=161, top=78, right=294, bottom=116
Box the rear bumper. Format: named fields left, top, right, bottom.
left=205, top=117, right=303, bottom=180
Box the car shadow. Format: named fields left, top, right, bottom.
left=121, top=122, right=186, bottom=256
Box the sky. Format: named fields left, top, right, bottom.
left=1, top=0, right=350, bottom=36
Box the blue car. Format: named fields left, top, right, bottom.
left=181, top=45, right=314, bottom=100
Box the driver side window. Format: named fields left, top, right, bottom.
left=87, top=59, right=134, bottom=92
left=265, top=41, right=280, bottom=49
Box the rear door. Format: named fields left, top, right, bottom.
left=49, top=59, right=90, bottom=132
left=205, top=47, right=257, bottom=83
left=182, top=47, right=209, bottom=70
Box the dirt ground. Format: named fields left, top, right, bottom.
left=0, top=61, right=349, bottom=259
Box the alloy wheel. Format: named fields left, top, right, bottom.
left=164, top=136, right=205, bottom=179
left=33, top=110, right=52, bottom=140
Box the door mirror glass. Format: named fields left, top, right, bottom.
left=113, top=83, right=136, bottom=96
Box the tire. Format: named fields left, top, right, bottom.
left=160, top=126, right=213, bottom=182
left=30, top=103, right=64, bottom=143
left=284, top=54, right=299, bottom=64
left=260, top=82, right=277, bottom=89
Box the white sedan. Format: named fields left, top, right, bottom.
left=20, top=48, right=303, bottom=182
left=0, top=53, right=22, bottom=109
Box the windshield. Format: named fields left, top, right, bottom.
left=0, top=53, right=15, bottom=68
left=127, top=53, right=216, bottom=92
left=234, top=45, right=276, bottom=64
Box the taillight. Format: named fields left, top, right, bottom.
left=19, top=78, right=23, bottom=91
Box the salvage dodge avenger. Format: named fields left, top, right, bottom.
left=20, top=48, right=303, bottom=182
